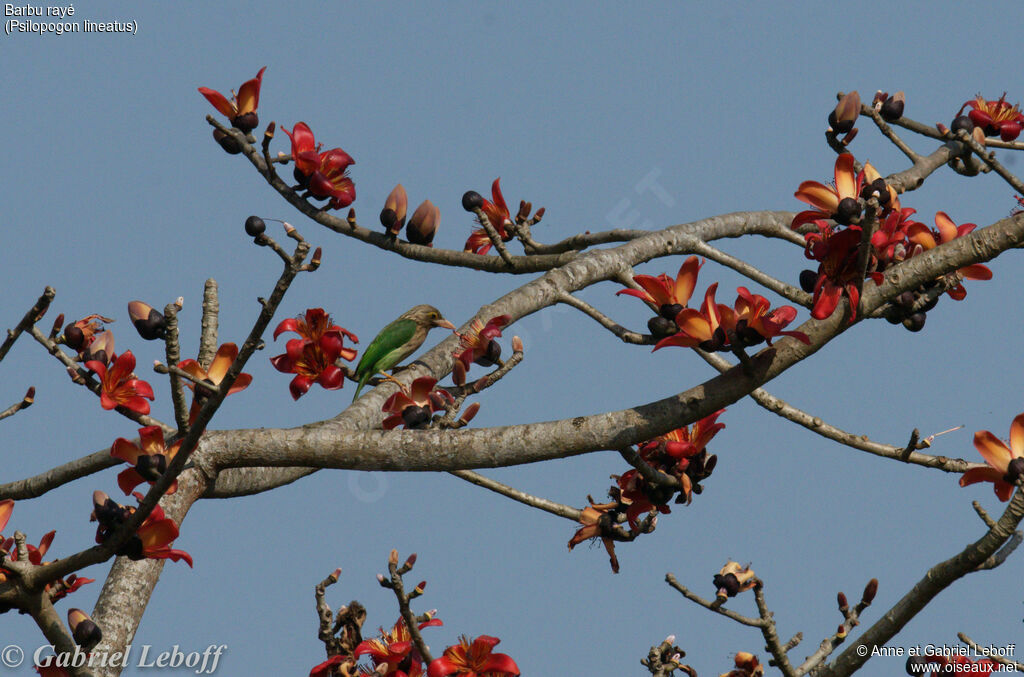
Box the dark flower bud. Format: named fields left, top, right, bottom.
left=69, top=609, right=102, bottom=651
left=837, top=591, right=848, bottom=611
left=213, top=128, right=243, bottom=155
left=128, top=301, right=166, bottom=341
left=950, top=115, right=975, bottom=134
left=896, top=291, right=915, bottom=309
left=828, top=91, right=860, bottom=134
left=919, top=295, right=940, bottom=313
left=648, top=316, right=677, bottom=338
left=402, top=405, right=432, bottom=429
left=879, top=92, right=905, bottom=122
left=232, top=111, right=259, bottom=134
left=903, top=312, right=926, bottom=332
left=1003, top=457, right=1024, bottom=484
left=835, top=197, right=862, bottom=225
left=406, top=200, right=440, bottom=246
left=659, top=303, right=683, bottom=321
left=245, top=215, right=266, bottom=237
left=64, top=323, right=86, bottom=352
left=462, top=190, right=484, bottom=212
left=643, top=483, right=675, bottom=506
left=862, top=578, right=878, bottom=604
left=381, top=184, right=408, bottom=236
left=195, top=378, right=217, bottom=401
left=799, top=269, right=818, bottom=293
left=293, top=166, right=310, bottom=188
left=475, top=339, right=502, bottom=367
left=135, top=453, right=168, bottom=482
left=713, top=572, right=741, bottom=597
left=118, top=534, right=145, bottom=560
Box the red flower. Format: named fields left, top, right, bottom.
left=906, top=211, right=992, bottom=300
left=354, top=616, right=442, bottom=674
left=870, top=207, right=920, bottom=264
left=197, top=67, right=266, bottom=133
left=308, top=655, right=352, bottom=677
left=960, top=412, right=1024, bottom=502
left=639, top=410, right=726, bottom=471
left=0, top=512, right=95, bottom=601
left=283, top=122, right=356, bottom=210
left=271, top=309, right=358, bottom=400
left=464, top=179, right=513, bottom=255
left=382, top=377, right=453, bottom=429
left=960, top=93, right=1024, bottom=141
left=178, top=343, right=253, bottom=420
left=617, top=256, right=702, bottom=312
left=615, top=469, right=673, bottom=529
left=91, top=491, right=193, bottom=567
left=427, top=635, right=519, bottom=677
left=86, top=351, right=155, bottom=414
left=111, top=425, right=182, bottom=495
left=801, top=224, right=865, bottom=320
left=455, top=315, right=510, bottom=370
left=792, top=154, right=863, bottom=228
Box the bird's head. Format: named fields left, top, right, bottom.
left=402, top=304, right=456, bottom=331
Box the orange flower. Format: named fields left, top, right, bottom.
left=960, top=412, right=1024, bottom=502
left=111, top=425, right=182, bottom=495
left=92, top=491, right=193, bottom=567
left=792, top=154, right=863, bottom=228
left=568, top=498, right=621, bottom=573
left=617, top=256, right=702, bottom=314
left=86, top=351, right=155, bottom=414
left=197, top=67, right=266, bottom=133
left=907, top=212, right=992, bottom=300
left=179, top=343, right=252, bottom=420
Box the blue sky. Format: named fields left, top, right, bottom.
left=2, top=2, right=1022, bottom=675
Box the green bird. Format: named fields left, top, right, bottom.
left=352, top=304, right=457, bottom=401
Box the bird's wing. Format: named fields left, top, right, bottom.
left=355, top=317, right=418, bottom=376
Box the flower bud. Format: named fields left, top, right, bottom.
left=879, top=91, right=905, bottom=122
left=69, top=608, right=102, bottom=651
left=128, top=301, right=166, bottom=341
left=213, top=128, right=243, bottom=154
left=459, top=402, right=481, bottom=425
left=406, top=200, right=440, bottom=246
left=244, top=215, right=266, bottom=237
left=380, top=184, right=408, bottom=236
left=861, top=578, right=878, bottom=604
left=462, top=190, right=484, bottom=211
left=453, top=360, right=467, bottom=386
left=388, top=549, right=399, bottom=566
left=511, top=336, right=523, bottom=352
left=829, top=90, right=861, bottom=134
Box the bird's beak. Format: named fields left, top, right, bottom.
left=434, top=318, right=457, bottom=331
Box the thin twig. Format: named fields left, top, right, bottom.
left=0, top=286, right=55, bottom=363
left=448, top=470, right=580, bottom=520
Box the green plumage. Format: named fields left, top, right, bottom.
left=352, top=304, right=456, bottom=401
